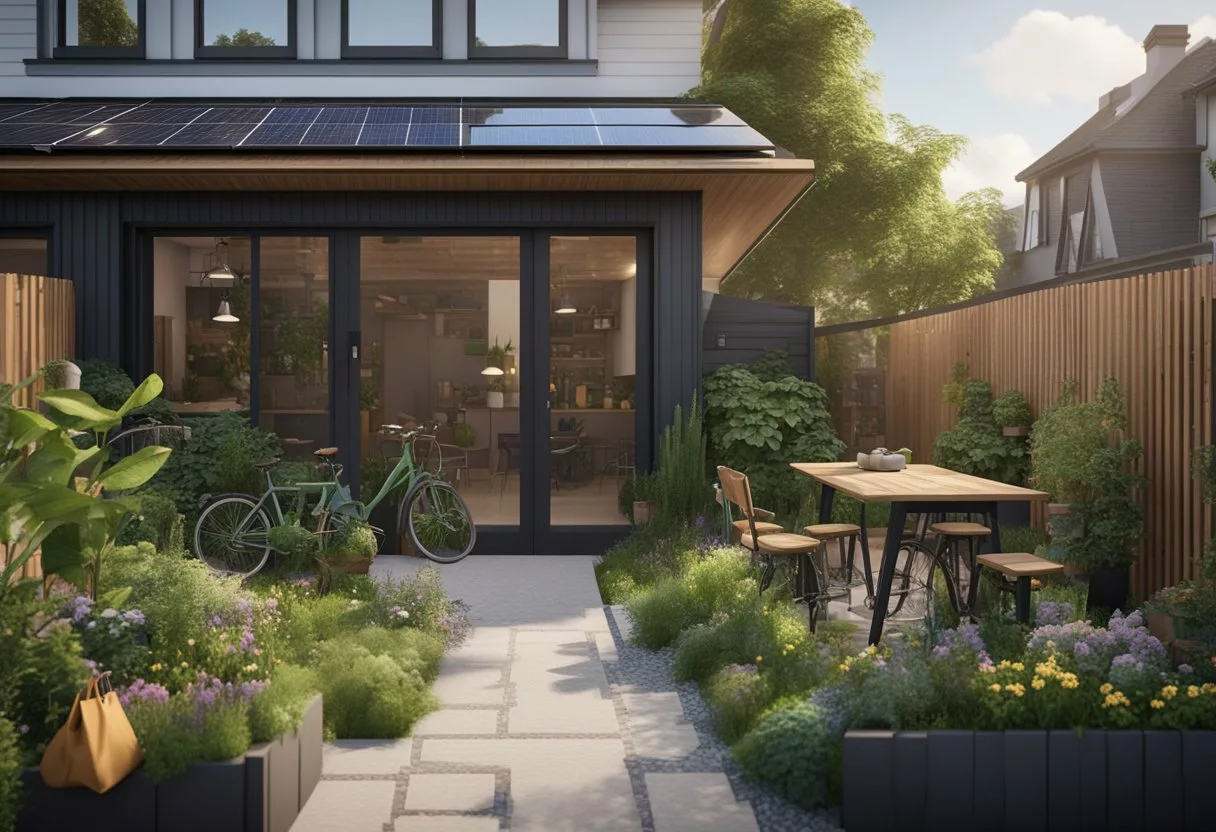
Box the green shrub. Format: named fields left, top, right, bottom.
left=626, top=550, right=757, bottom=649
left=932, top=380, right=1029, bottom=486
left=127, top=692, right=251, bottom=782
left=706, top=665, right=769, bottom=744
left=327, top=519, right=378, bottom=561
left=361, top=570, right=472, bottom=648
left=650, top=395, right=712, bottom=529
left=734, top=701, right=835, bottom=809
left=341, top=627, right=445, bottom=683
left=77, top=359, right=175, bottom=425
left=595, top=526, right=701, bottom=604
left=993, top=389, right=1032, bottom=429
left=704, top=363, right=844, bottom=515
left=0, top=718, right=21, bottom=832
left=118, top=489, right=185, bottom=551
left=249, top=664, right=319, bottom=743
left=316, top=642, right=437, bottom=739
left=268, top=522, right=320, bottom=572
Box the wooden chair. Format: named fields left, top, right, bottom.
left=803, top=523, right=864, bottom=592
left=718, top=466, right=829, bottom=631
left=975, top=553, right=1064, bottom=623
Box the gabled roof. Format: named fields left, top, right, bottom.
left=1017, top=40, right=1216, bottom=182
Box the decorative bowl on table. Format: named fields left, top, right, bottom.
left=857, top=448, right=907, bottom=472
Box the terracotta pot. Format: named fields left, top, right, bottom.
left=1002, top=425, right=1030, bottom=437
left=633, top=501, right=659, bottom=525
left=333, top=556, right=374, bottom=575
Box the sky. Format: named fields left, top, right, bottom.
left=852, top=0, right=1216, bottom=207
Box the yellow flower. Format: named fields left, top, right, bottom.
left=1188, top=686, right=1201, bottom=699
left=865, top=645, right=878, bottom=656
left=150, top=663, right=162, bottom=672
left=1161, top=685, right=1178, bottom=700
left=989, top=683, right=1001, bottom=693
left=1151, top=699, right=1165, bottom=710
left=1060, top=677, right=1079, bottom=690
left=1045, top=640, right=1056, bottom=650
left=1004, top=683, right=1025, bottom=697
left=187, top=639, right=196, bottom=647
left=1011, top=662, right=1025, bottom=672
left=755, top=656, right=763, bottom=663
left=911, top=640, right=920, bottom=648
left=1100, top=683, right=1114, bottom=695
left=839, top=663, right=850, bottom=672
left=180, top=661, right=189, bottom=668
left=998, top=660, right=1011, bottom=669
left=1031, top=677, right=1046, bottom=690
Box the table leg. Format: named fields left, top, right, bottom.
left=817, top=484, right=835, bottom=524
left=858, top=502, right=875, bottom=599
left=1015, top=576, right=1032, bottom=624
left=968, top=501, right=1000, bottom=613
left=867, top=503, right=908, bottom=646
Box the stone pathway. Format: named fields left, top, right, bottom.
left=290, top=556, right=769, bottom=832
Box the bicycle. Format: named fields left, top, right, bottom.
left=192, top=424, right=476, bottom=578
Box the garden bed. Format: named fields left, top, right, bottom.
left=16, top=695, right=323, bottom=832
left=842, top=728, right=1216, bottom=832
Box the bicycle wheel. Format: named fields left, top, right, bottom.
left=194, top=495, right=273, bottom=578
left=401, top=481, right=476, bottom=564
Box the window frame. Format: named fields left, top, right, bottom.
left=341, top=0, right=443, bottom=59
left=194, top=0, right=297, bottom=60
left=54, top=0, right=147, bottom=59
left=467, top=0, right=569, bottom=60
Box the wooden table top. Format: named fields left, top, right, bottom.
left=790, top=462, right=1050, bottom=503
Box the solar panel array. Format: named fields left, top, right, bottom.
left=0, top=101, right=773, bottom=151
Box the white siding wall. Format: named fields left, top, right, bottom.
left=0, top=0, right=701, bottom=98
left=1203, top=91, right=1216, bottom=217
left=0, top=0, right=37, bottom=77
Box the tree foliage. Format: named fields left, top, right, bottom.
left=78, top=0, right=138, bottom=47
left=213, top=29, right=277, bottom=47
left=697, top=0, right=1004, bottom=322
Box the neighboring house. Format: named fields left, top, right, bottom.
left=1014, top=24, right=1216, bottom=286
left=0, top=0, right=816, bottom=556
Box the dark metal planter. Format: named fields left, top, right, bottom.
left=842, top=728, right=1216, bottom=831
left=1086, top=568, right=1131, bottom=612
left=17, top=695, right=322, bottom=832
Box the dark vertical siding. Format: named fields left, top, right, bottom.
left=1045, top=179, right=1061, bottom=245
left=0, top=189, right=702, bottom=454
left=1100, top=151, right=1201, bottom=258
left=702, top=293, right=815, bottom=378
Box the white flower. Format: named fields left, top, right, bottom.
left=396, top=610, right=410, bottom=619
left=349, top=600, right=360, bottom=608
left=100, top=609, right=119, bottom=619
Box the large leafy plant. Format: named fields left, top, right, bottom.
left=0, top=374, right=173, bottom=599
left=932, top=380, right=1029, bottom=485
left=704, top=363, right=844, bottom=513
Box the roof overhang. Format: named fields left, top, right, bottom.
left=0, top=153, right=814, bottom=282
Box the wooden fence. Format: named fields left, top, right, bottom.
left=0, top=273, right=75, bottom=409
left=818, top=266, right=1216, bottom=599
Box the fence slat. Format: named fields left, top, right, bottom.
left=0, top=273, right=76, bottom=409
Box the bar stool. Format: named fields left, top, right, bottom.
left=929, top=520, right=992, bottom=610
left=802, top=523, right=863, bottom=594
left=718, top=467, right=827, bottom=631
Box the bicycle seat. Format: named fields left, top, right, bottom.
left=253, top=458, right=280, bottom=469
left=314, top=447, right=339, bottom=458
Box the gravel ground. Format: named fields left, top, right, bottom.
left=603, top=607, right=844, bottom=832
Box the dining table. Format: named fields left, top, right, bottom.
left=790, top=462, right=1049, bottom=645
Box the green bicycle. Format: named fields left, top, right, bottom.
left=192, top=423, right=476, bottom=577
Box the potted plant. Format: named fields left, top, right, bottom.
left=40, top=359, right=80, bottom=391
left=485, top=376, right=505, bottom=409
left=629, top=472, right=659, bottom=525
left=324, top=519, right=378, bottom=576
left=453, top=423, right=476, bottom=449
left=931, top=380, right=1029, bottom=487
left=993, top=389, right=1032, bottom=437
left=1029, top=377, right=1143, bottom=610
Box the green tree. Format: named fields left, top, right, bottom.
left=698, top=0, right=1002, bottom=322
left=213, top=29, right=277, bottom=47
left=78, top=0, right=138, bottom=47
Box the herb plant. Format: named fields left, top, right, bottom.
left=932, top=380, right=1029, bottom=485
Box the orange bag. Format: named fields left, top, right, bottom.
left=40, top=673, right=143, bottom=793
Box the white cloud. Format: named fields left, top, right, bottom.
left=1192, top=16, right=1216, bottom=46
left=941, top=133, right=1036, bottom=206
left=968, top=11, right=1142, bottom=107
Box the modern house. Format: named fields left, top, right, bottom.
left=0, top=0, right=815, bottom=555
left=1013, top=24, right=1216, bottom=286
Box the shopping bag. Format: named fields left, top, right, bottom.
left=40, top=672, right=143, bottom=793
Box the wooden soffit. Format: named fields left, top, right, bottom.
left=0, top=154, right=814, bottom=281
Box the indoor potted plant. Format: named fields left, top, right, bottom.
left=628, top=472, right=659, bottom=525
left=1029, top=377, right=1143, bottom=610
left=453, top=423, right=476, bottom=449
left=993, top=389, right=1032, bottom=437
left=485, top=376, right=505, bottom=410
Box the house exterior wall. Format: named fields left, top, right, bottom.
left=1101, top=151, right=1201, bottom=259
left=0, top=0, right=702, bottom=97
left=1202, top=91, right=1216, bottom=217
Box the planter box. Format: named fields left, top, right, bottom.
left=18, top=695, right=322, bottom=832
left=842, top=728, right=1216, bottom=831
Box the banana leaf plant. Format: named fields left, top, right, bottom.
left=0, top=372, right=173, bottom=600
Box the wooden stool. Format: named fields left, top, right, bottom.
left=975, top=553, right=1065, bottom=623
left=803, top=523, right=863, bottom=593
left=929, top=521, right=991, bottom=610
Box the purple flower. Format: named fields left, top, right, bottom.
left=725, top=663, right=758, bottom=676
left=118, top=679, right=169, bottom=707
left=239, top=629, right=256, bottom=652
left=264, top=598, right=278, bottom=611
left=935, top=623, right=992, bottom=666
left=65, top=596, right=94, bottom=623
left=209, top=614, right=223, bottom=629
left=17, top=724, right=28, bottom=735
left=122, top=609, right=146, bottom=626
left=1035, top=600, right=1074, bottom=627
left=226, top=644, right=236, bottom=654
left=1179, top=664, right=1194, bottom=675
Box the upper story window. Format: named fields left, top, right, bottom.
left=468, top=0, right=568, bottom=59
left=55, top=0, right=145, bottom=58
left=194, top=0, right=296, bottom=59
left=342, top=0, right=442, bottom=59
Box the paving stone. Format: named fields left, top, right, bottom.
left=394, top=817, right=501, bottom=832
left=631, top=722, right=701, bottom=759
left=646, top=772, right=760, bottom=832
left=404, top=773, right=497, bottom=812
left=413, top=708, right=500, bottom=736
left=422, top=738, right=639, bottom=832
left=509, top=639, right=618, bottom=734
left=609, top=605, right=633, bottom=641
left=294, top=780, right=396, bottom=832
left=322, top=739, right=412, bottom=775
left=594, top=631, right=619, bottom=662
left=432, top=664, right=507, bottom=706
left=622, top=691, right=685, bottom=719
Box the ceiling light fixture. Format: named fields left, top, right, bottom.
left=481, top=366, right=505, bottom=377
left=205, top=238, right=236, bottom=285
left=554, top=267, right=577, bottom=315
left=212, top=292, right=239, bottom=323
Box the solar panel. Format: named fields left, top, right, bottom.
left=162, top=122, right=259, bottom=146
left=357, top=124, right=411, bottom=146
left=469, top=125, right=601, bottom=147
left=0, top=101, right=776, bottom=153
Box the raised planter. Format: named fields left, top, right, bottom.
left=17, top=695, right=322, bottom=832
left=842, top=728, right=1216, bottom=831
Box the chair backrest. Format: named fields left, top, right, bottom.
left=717, top=466, right=761, bottom=550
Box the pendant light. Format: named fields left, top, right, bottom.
left=212, top=292, right=239, bottom=323
left=554, top=267, right=577, bottom=315
left=205, top=238, right=236, bottom=285
left=480, top=365, right=505, bottom=377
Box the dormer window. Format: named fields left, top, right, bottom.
left=55, top=0, right=146, bottom=58
left=342, top=0, right=442, bottom=59
left=194, top=0, right=297, bottom=59
left=468, top=0, right=568, bottom=59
